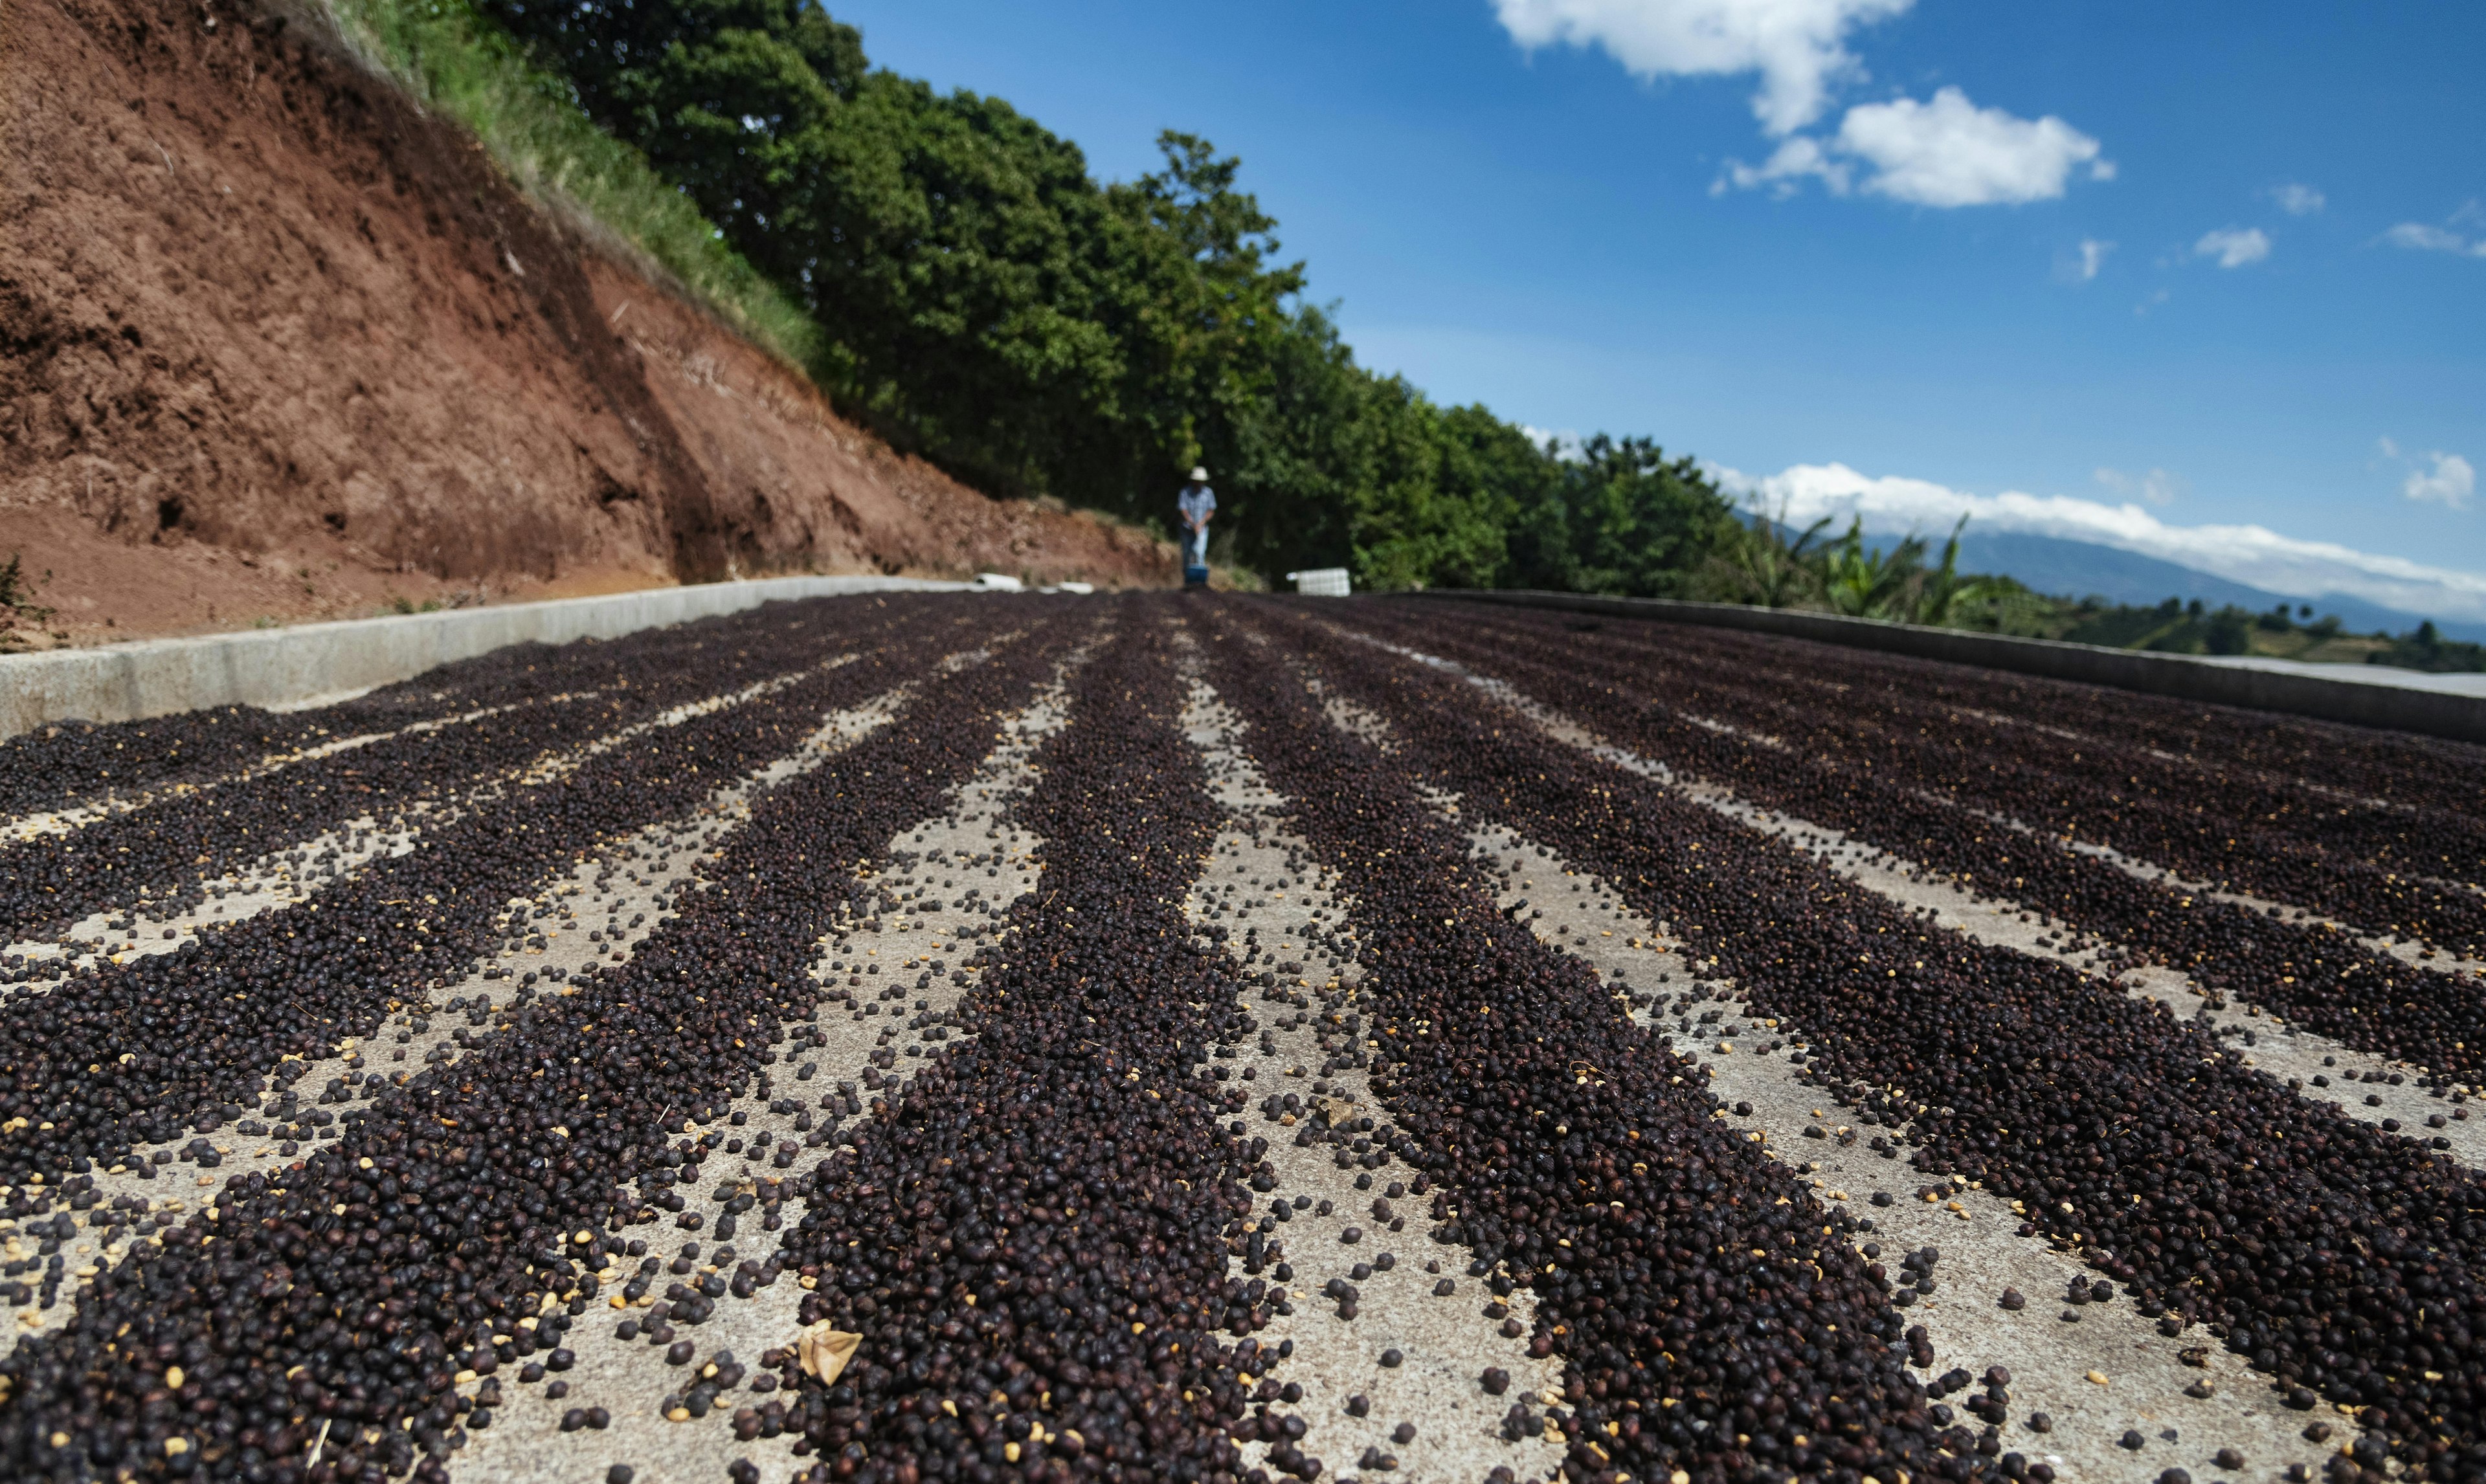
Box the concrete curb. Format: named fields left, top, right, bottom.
left=1397, top=590, right=2486, bottom=745
left=0, top=575, right=981, bottom=740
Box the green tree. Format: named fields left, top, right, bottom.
left=1898, top=518, right=1998, bottom=625
left=475, top=0, right=864, bottom=280
left=1697, top=504, right=1834, bottom=608
left=1518, top=437, right=1739, bottom=597
left=463, top=0, right=1743, bottom=595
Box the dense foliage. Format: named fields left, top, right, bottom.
left=1692, top=512, right=1999, bottom=626
left=372, top=0, right=2477, bottom=661
left=1681, top=517, right=2486, bottom=672
left=2369, top=619, right=2486, bottom=673
left=460, top=0, right=1739, bottom=591
left=1924, top=588, right=2483, bottom=674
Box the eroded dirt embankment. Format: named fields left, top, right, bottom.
left=0, top=0, right=1170, bottom=645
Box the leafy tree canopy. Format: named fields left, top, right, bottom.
left=473, top=0, right=1741, bottom=590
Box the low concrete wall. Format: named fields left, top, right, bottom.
left=1403, top=590, right=2486, bottom=746
left=0, top=575, right=977, bottom=740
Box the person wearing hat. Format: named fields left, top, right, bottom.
left=1177, top=466, right=1216, bottom=573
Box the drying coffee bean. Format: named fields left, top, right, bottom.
left=1243, top=599, right=2486, bottom=1483
left=10, top=595, right=2477, bottom=1484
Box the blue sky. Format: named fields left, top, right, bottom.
left=830, top=0, right=2486, bottom=619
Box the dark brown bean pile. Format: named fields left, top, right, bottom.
left=761, top=617, right=1288, bottom=1484
left=0, top=633, right=601, bottom=821
left=1198, top=611, right=1949, bottom=1484
left=0, top=598, right=980, bottom=1180
left=1393, top=602, right=2486, bottom=954
left=12, top=592, right=2485, bottom=1484
left=0, top=601, right=899, bottom=949
left=0, top=596, right=1077, bottom=1483
left=1659, top=619, right=2486, bottom=830
left=1235, top=600, right=2486, bottom=1484
left=0, top=711, right=339, bottom=824
left=1331, top=600, right=2486, bottom=1085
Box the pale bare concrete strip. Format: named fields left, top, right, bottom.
left=0, top=656, right=864, bottom=983
left=1181, top=679, right=1569, bottom=1484
left=1460, top=822, right=2338, bottom=1484
left=450, top=674, right=1069, bottom=1484
left=1801, top=845, right=2486, bottom=1165
left=0, top=695, right=563, bottom=843
left=1549, top=707, right=2486, bottom=1162
left=1, top=814, right=423, bottom=980
left=2054, top=830, right=2486, bottom=981
left=1287, top=648, right=2346, bottom=1483
left=1525, top=641, right=2480, bottom=979
left=1356, top=629, right=2486, bottom=1155
left=517, top=653, right=862, bottom=788
left=0, top=677, right=913, bottom=1346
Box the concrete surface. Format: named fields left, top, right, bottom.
left=1301, top=641, right=2367, bottom=1481
left=0, top=575, right=981, bottom=742
left=448, top=666, right=1069, bottom=1484
left=1479, top=666, right=2486, bottom=1149
left=1460, top=823, right=2339, bottom=1484
left=1180, top=679, right=1569, bottom=1484
left=0, top=674, right=921, bottom=1346
left=0, top=652, right=867, bottom=982
left=1367, top=626, right=2486, bottom=1129
left=1402, top=590, right=2486, bottom=745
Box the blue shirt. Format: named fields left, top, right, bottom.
left=1179, top=485, right=1216, bottom=525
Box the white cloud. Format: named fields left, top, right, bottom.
left=2094, top=466, right=2182, bottom=505
left=2194, top=227, right=2271, bottom=268
left=2380, top=439, right=2476, bottom=509
left=1721, top=135, right=1850, bottom=196
left=1504, top=3, right=2111, bottom=211
left=2382, top=221, right=2486, bottom=257
left=1521, top=425, right=1589, bottom=461
left=2385, top=223, right=2466, bottom=251
left=2404, top=452, right=2476, bottom=509
left=1710, top=460, right=2486, bottom=621
left=1491, top=0, right=1912, bottom=135
left=1834, top=89, right=2109, bottom=206
left=1723, top=87, right=2111, bottom=207
left=2272, top=183, right=2325, bottom=216
left=2076, top=238, right=2114, bottom=280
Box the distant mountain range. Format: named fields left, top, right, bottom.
left=1934, top=531, right=2486, bottom=645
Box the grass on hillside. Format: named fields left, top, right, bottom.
left=311, top=0, right=825, bottom=375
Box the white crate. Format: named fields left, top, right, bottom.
left=1285, top=568, right=1353, bottom=597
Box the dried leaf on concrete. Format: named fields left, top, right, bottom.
left=799, top=1322, right=862, bottom=1384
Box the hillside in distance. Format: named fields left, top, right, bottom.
left=0, top=0, right=1170, bottom=647
left=1949, top=531, right=2486, bottom=644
